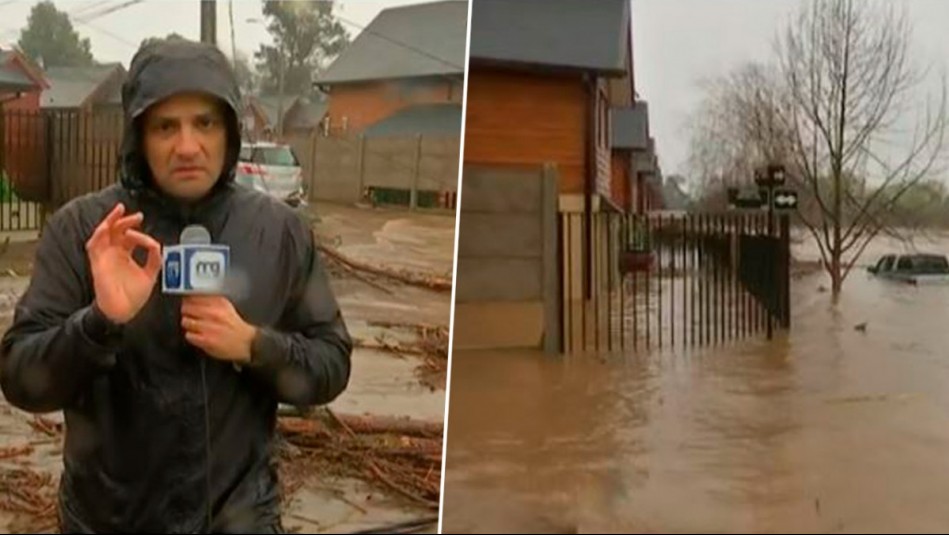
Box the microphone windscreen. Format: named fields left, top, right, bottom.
left=180, top=225, right=211, bottom=245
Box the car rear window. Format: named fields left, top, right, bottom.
left=914, top=255, right=949, bottom=272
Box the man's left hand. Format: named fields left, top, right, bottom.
left=181, top=296, right=257, bottom=363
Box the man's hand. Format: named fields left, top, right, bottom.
left=181, top=296, right=257, bottom=363
left=86, top=202, right=162, bottom=324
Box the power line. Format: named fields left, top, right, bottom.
left=74, top=0, right=144, bottom=23
left=0, top=0, right=142, bottom=42
left=71, top=0, right=118, bottom=18
left=73, top=18, right=137, bottom=49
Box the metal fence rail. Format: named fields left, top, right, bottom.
left=560, top=211, right=790, bottom=354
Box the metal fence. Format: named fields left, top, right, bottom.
left=560, top=211, right=791, bottom=354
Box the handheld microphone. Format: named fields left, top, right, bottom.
left=163, top=224, right=229, bottom=531
left=162, top=224, right=230, bottom=295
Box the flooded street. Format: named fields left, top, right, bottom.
left=442, top=232, right=949, bottom=533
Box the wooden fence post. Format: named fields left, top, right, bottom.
left=410, top=134, right=422, bottom=210
left=356, top=135, right=366, bottom=202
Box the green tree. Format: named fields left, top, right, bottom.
left=18, top=0, right=94, bottom=68
left=232, top=51, right=258, bottom=96
left=254, top=0, right=349, bottom=96
left=139, top=32, right=187, bottom=50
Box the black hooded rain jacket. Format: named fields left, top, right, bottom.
left=0, top=38, right=352, bottom=533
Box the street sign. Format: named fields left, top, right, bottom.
left=772, top=189, right=798, bottom=211
left=755, top=164, right=787, bottom=187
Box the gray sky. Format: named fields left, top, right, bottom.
left=0, top=0, right=425, bottom=66
left=630, top=0, right=949, bottom=179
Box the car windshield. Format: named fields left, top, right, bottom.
left=254, top=146, right=298, bottom=167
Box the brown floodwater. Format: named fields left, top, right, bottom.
left=441, top=232, right=949, bottom=533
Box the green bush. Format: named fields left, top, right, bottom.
left=0, top=171, right=16, bottom=203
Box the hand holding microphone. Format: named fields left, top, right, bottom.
left=86, top=203, right=163, bottom=324
left=164, top=223, right=256, bottom=363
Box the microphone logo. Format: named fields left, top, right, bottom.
left=188, top=249, right=227, bottom=291
left=162, top=225, right=230, bottom=295
left=164, top=250, right=182, bottom=290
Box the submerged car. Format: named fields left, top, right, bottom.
left=867, top=253, right=949, bottom=284
left=235, top=142, right=306, bottom=207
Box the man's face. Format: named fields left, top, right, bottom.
left=142, top=92, right=227, bottom=202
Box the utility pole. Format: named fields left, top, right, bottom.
left=276, top=53, right=285, bottom=139
left=200, top=0, right=217, bottom=45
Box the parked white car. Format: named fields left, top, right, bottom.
left=235, top=142, right=306, bottom=207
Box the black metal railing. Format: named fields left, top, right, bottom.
left=559, top=211, right=790, bottom=354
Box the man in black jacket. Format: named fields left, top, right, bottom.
left=0, top=37, right=352, bottom=533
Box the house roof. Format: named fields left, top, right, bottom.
left=256, top=95, right=295, bottom=125
left=362, top=103, right=461, bottom=138
left=0, top=66, right=36, bottom=92
left=285, top=96, right=329, bottom=130
left=0, top=49, right=45, bottom=92
left=661, top=178, right=691, bottom=211
left=612, top=102, right=649, bottom=150
left=41, top=64, right=124, bottom=108
left=315, top=0, right=467, bottom=85
left=634, top=147, right=656, bottom=175
left=469, top=0, right=629, bottom=74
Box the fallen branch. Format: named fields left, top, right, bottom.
left=276, top=411, right=443, bottom=511
left=366, top=461, right=438, bottom=509
left=322, top=253, right=395, bottom=295
left=316, top=243, right=452, bottom=292
left=27, top=416, right=61, bottom=438
left=279, top=413, right=443, bottom=440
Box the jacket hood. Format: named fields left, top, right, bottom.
left=118, top=38, right=243, bottom=202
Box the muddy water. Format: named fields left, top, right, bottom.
left=442, top=233, right=949, bottom=533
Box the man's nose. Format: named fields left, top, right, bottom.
left=174, top=127, right=202, bottom=158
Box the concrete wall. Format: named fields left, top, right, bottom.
left=285, top=132, right=460, bottom=205
left=453, top=164, right=560, bottom=353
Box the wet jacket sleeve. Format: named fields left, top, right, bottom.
left=244, top=216, right=352, bottom=407
left=0, top=212, right=122, bottom=413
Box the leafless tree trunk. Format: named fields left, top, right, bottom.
left=778, top=0, right=948, bottom=299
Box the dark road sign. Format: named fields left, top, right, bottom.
left=728, top=187, right=766, bottom=209
left=772, top=189, right=798, bottom=210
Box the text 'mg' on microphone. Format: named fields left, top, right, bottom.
left=161, top=224, right=231, bottom=295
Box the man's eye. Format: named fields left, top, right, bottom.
left=197, top=117, right=217, bottom=129
left=156, top=122, right=176, bottom=133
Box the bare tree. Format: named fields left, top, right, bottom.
left=777, top=0, right=948, bottom=298
left=686, top=63, right=798, bottom=208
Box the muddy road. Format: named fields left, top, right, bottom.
left=443, top=232, right=949, bottom=533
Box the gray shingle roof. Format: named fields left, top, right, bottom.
left=41, top=64, right=124, bottom=108
left=362, top=103, right=461, bottom=138
left=315, top=0, right=467, bottom=85
left=469, top=0, right=629, bottom=74
left=612, top=101, right=649, bottom=150
left=0, top=66, right=35, bottom=92
left=286, top=96, right=329, bottom=130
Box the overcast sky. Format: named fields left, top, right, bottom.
left=2, top=0, right=945, bottom=182
left=631, top=0, right=949, bottom=179
left=0, top=0, right=425, bottom=66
